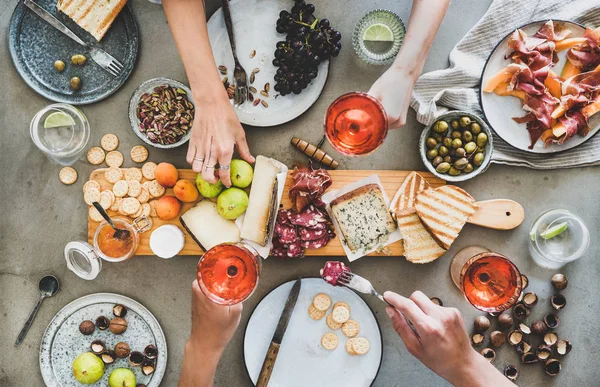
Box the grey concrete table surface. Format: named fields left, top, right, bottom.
left=1, top=0, right=599, bottom=386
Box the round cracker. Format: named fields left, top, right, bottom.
left=88, top=206, right=104, bottom=223
left=308, top=304, right=326, bottom=320
left=121, top=197, right=140, bottom=215
left=148, top=180, right=165, bottom=198
left=118, top=199, right=128, bottom=215
left=130, top=145, right=149, bottom=163
left=99, top=190, right=115, bottom=210
left=83, top=180, right=101, bottom=193
left=87, top=147, right=105, bottom=165
left=127, top=180, right=142, bottom=197
left=105, top=151, right=124, bottom=168
left=341, top=320, right=360, bottom=338
left=111, top=198, right=123, bottom=212
left=83, top=187, right=101, bottom=206
left=112, top=180, right=129, bottom=198
left=345, top=338, right=357, bottom=355
left=100, top=133, right=119, bottom=151
left=149, top=200, right=158, bottom=217
left=321, top=332, right=339, bottom=351
left=141, top=203, right=151, bottom=218
left=326, top=313, right=342, bottom=330
left=59, top=167, right=78, bottom=185
left=132, top=205, right=144, bottom=219
left=332, top=305, right=350, bottom=324
left=124, top=168, right=143, bottom=182
left=104, top=167, right=123, bottom=184
left=137, top=187, right=150, bottom=203
left=333, top=302, right=351, bottom=312
left=351, top=337, right=370, bottom=355
left=141, top=162, right=157, bottom=180
left=313, top=293, right=331, bottom=312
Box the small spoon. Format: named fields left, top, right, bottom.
left=15, top=275, right=60, bottom=347
left=92, top=201, right=131, bottom=240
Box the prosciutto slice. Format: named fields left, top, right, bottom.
left=507, top=30, right=556, bottom=71
left=288, top=163, right=332, bottom=213
left=567, top=28, right=600, bottom=70
left=513, top=92, right=558, bottom=148
left=534, top=20, right=572, bottom=42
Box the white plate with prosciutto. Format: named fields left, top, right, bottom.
left=480, top=20, right=600, bottom=153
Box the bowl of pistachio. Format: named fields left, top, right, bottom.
left=419, top=111, right=493, bottom=182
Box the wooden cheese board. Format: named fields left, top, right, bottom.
left=87, top=169, right=445, bottom=257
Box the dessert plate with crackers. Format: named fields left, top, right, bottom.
left=244, top=278, right=382, bottom=387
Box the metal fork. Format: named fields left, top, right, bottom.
left=23, top=0, right=124, bottom=77
left=338, top=271, right=421, bottom=339
left=221, top=0, right=247, bottom=105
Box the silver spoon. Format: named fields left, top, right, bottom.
left=92, top=201, right=130, bottom=240
left=15, top=275, right=60, bottom=347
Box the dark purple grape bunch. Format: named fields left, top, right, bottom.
left=273, top=0, right=342, bottom=96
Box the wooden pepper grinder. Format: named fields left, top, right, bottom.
left=291, top=136, right=339, bottom=169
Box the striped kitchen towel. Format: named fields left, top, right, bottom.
left=411, top=0, right=600, bottom=169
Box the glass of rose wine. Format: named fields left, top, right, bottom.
left=324, top=92, right=388, bottom=156
left=459, top=252, right=522, bottom=313
left=197, top=243, right=261, bottom=305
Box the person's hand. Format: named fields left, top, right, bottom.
left=186, top=100, right=254, bottom=187
left=384, top=291, right=481, bottom=384
left=188, top=280, right=243, bottom=353
left=368, top=67, right=416, bottom=130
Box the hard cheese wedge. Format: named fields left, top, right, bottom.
left=240, top=155, right=281, bottom=246
left=180, top=200, right=240, bottom=251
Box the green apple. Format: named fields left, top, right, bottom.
left=230, top=159, right=254, bottom=188
left=72, top=352, right=104, bottom=384
left=217, top=188, right=249, bottom=220
left=195, top=174, right=224, bottom=198
left=108, top=368, right=136, bottom=387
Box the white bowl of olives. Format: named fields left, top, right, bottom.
left=419, top=111, right=493, bottom=182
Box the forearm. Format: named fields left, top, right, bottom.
left=444, top=349, right=514, bottom=387
left=162, top=0, right=229, bottom=107
left=178, top=340, right=223, bottom=387
left=392, top=0, right=450, bottom=78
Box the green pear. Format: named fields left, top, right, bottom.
left=195, top=174, right=224, bottom=198
left=217, top=188, right=249, bottom=220
left=108, top=368, right=136, bottom=387
left=72, top=352, right=104, bottom=384
left=230, top=159, right=254, bottom=188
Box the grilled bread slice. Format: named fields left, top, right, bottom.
left=390, top=172, right=431, bottom=219
left=415, top=186, right=476, bottom=249
left=330, top=184, right=396, bottom=253
left=396, top=211, right=446, bottom=263
left=57, top=0, right=127, bottom=41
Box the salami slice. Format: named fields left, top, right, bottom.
left=278, top=225, right=298, bottom=244
left=301, top=234, right=332, bottom=250
left=270, top=236, right=287, bottom=258
left=299, top=227, right=327, bottom=241
left=320, top=261, right=350, bottom=286
left=286, top=240, right=304, bottom=258
left=277, top=209, right=292, bottom=225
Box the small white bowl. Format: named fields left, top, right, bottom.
left=128, top=77, right=194, bottom=149
left=419, top=111, right=493, bottom=182
left=150, top=225, right=185, bottom=259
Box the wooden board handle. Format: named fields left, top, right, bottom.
left=468, top=199, right=524, bottom=230
left=256, top=341, right=281, bottom=387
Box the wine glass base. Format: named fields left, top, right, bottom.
left=450, top=245, right=490, bottom=289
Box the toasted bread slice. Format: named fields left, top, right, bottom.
left=415, top=186, right=476, bottom=249
left=57, top=0, right=127, bottom=41
left=390, top=172, right=431, bottom=219
left=397, top=211, right=446, bottom=263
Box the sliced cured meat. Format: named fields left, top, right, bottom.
left=277, top=209, right=292, bottom=225
left=299, top=227, right=328, bottom=241
left=320, top=261, right=350, bottom=286
left=567, top=28, right=600, bottom=71
left=301, top=234, right=333, bottom=250
left=534, top=20, right=572, bottom=42
left=289, top=163, right=332, bottom=212
left=285, top=239, right=304, bottom=258
left=270, top=236, right=287, bottom=258
left=288, top=209, right=326, bottom=227
left=507, top=30, right=555, bottom=71
left=277, top=224, right=298, bottom=244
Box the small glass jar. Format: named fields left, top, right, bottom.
left=352, top=9, right=405, bottom=65
left=64, top=216, right=152, bottom=280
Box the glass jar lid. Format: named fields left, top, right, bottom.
left=64, top=241, right=102, bottom=280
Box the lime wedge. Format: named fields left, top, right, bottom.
left=529, top=230, right=536, bottom=241
left=44, top=112, right=75, bottom=128
left=540, top=221, right=568, bottom=240
left=363, top=23, right=394, bottom=42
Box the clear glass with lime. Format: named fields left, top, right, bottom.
left=529, top=209, right=589, bottom=269
left=30, top=103, right=90, bottom=166
left=352, top=9, right=406, bottom=65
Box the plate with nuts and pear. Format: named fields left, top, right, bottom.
left=420, top=111, right=493, bottom=182
left=40, top=293, right=166, bottom=387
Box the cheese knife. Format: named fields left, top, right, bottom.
left=256, top=278, right=302, bottom=387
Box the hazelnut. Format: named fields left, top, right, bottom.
left=109, top=317, right=128, bottom=335
left=531, top=320, right=547, bottom=335
left=114, top=342, right=131, bottom=358
left=518, top=323, right=531, bottom=335
left=480, top=348, right=496, bottom=363
left=535, top=345, right=552, bottom=361
left=544, top=313, right=560, bottom=329
left=551, top=294, right=566, bottom=310
left=113, top=304, right=128, bottom=318
left=545, top=358, right=561, bottom=376
left=474, top=316, right=491, bottom=333
left=515, top=341, right=531, bottom=355
left=497, top=312, right=513, bottom=329
left=520, top=274, right=529, bottom=289
left=101, top=350, right=116, bottom=364
left=520, top=352, right=538, bottom=364
left=471, top=333, right=485, bottom=346
left=508, top=330, right=523, bottom=346
left=129, top=351, right=145, bottom=367
left=556, top=339, right=572, bottom=356
left=522, top=292, right=538, bottom=308
left=490, top=331, right=506, bottom=347
left=503, top=365, right=519, bottom=381
left=429, top=297, right=443, bottom=306
left=544, top=332, right=558, bottom=346
left=141, top=361, right=156, bottom=376
left=79, top=320, right=95, bottom=335
left=90, top=340, right=105, bottom=355
left=551, top=273, right=568, bottom=290
left=513, top=303, right=529, bottom=321
left=95, top=316, right=110, bottom=330
left=144, top=344, right=158, bottom=360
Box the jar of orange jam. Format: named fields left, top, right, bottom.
left=64, top=216, right=152, bottom=280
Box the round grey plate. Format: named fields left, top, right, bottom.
left=40, top=293, right=167, bottom=387
left=9, top=0, right=138, bottom=105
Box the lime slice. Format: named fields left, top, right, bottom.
left=363, top=23, right=394, bottom=42
left=529, top=230, right=536, bottom=241
left=44, top=112, right=75, bottom=128
left=540, top=221, right=568, bottom=240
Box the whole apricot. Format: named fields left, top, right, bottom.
left=154, top=163, right=178, bottom=188
left=156, top=196, right=181, bottom=220
left=173, top=179, right=199, bottom=203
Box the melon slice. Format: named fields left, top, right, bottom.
left=555, top=37, right=587, bottom=51
left=493, top=82, right=526, bottom=100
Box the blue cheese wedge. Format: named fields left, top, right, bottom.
left=330, top=184, right=396, bottom=252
